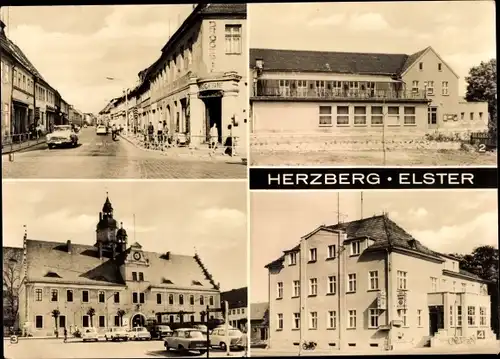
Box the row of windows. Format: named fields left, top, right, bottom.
left=1, top=60, right=11, bottom=84
left=131, top=271, right=144, bottom=281
left=35, top=85, right=55, bottom=104
left=411, top=80, right=449, bottom=96
left=36, top=288, right=215, bottom=306
left=13, top=68, right=34, bottom=93
left=418, top=61, right=443, bottom=72
left=229, top=308, right=245, bottom=315
left=287, top=241, right=363, bottom=266
left=275, top=305, right=488, bottom=331
left=318, top=105, right=417, bottom=127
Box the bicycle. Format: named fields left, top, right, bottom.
left=302, top=341, right=317, bottom=350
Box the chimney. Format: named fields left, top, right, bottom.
left=66, top=240, right=72, bottom=254
left=0, top=20, right=6, bottom=38
left=255, top=58, right=263, bottom=69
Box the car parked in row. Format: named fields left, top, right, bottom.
left=150, top=324, right=173, bottom=340
left=81, top=327, right=100, bottom=342
left=104, top=327, right=129, bottom=342
left=129, top=327, right=152, bottom=340
left=209, top=327, right=246, bottom=351
left=164, top=328, right=208, bottom=355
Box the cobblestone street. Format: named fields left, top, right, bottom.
left=2, top=128, right=246, bottom=179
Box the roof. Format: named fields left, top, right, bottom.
left=250, top=47, right=428, bottom=76
left=221, top=287, right=247, bottom=308
left=19, top=239, right=218, bottom=290
left=0, top=33, right=44, bottom=80
left=250, top=302, right=268, bottom=321
left=265, top=215, right=442, bottom=268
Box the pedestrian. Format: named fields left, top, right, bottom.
left=209, top=123, right=218, bottom=156
left=163, top=121, right=169, bottom=147
left=63, top=327, right=68, bottom=343
left=157, top=120, right=164, bottom=146
left=147, top=122, right=155, bottom=146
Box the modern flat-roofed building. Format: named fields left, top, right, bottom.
left=221, top=287, right=248, bottom=331
left=265, top=215, right=496, bottom=352
left=250, top=47, right=488, bottom=137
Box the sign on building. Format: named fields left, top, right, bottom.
left=396, top=290, right=407, bottom=309
left=377, top=290, right=387, bottom=310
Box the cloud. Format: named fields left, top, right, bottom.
left=34, top=210, right=96, bottom=236
left=307, top=14, right=346, bottom=27
left=348, top=13, right=390, bottom=31
left=409, top=207, right=428, bottom=218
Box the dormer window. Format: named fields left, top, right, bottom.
left=309, top=248, right=317, bottom=262
left=289, top=252, right=297, bottom=265
left=350, top=241, right=361, bottom=256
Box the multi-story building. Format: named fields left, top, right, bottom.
left=0, top=20, right=14, bottom=140
left=250, top=302, right=269, bottom=343
left=69, top=106, right=84, bottom=127
left=3, top=195, right=222, bottom=337
left=35, top=79, right=57, bottom=131
left=60, top=99, right=69, bottom=125
left=221, top=287, right=248, bottom=331
left=265, top=215, right=496, bottom=351
left=249, top=46, right=488, bottom=136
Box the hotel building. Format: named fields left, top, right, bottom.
left=3, top=195, right=222, bottom=337
left=249, top=47, right=488, bottom=136
left=265, top=215, right=496, bottom=351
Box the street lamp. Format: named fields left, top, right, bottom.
left=105, top=77, right=130, bottom=135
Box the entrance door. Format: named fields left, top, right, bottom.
left=204, top=97, right=222, bottom=143
left=429, top=306, right=443, bottom=336
left=132, top=314, right=146, bottom=328
left=428, top=107, right=438, bottom=129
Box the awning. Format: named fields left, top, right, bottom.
left=12, top=99, right=30, bottom=107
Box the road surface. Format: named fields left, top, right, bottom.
left=2, top=127, right=246, bottom=179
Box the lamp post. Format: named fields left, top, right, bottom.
left=106, top=77, right=129, bottom=135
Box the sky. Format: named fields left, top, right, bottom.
left=250, top=190, right=498, bottom=303
left=0, top=5, right=194, bottom=114
left=2, top=180, right=247, bottom=292
left=249, top=1, right=496, bottom=96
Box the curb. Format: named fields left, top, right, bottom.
left=2, top=140, right=47, bottom=155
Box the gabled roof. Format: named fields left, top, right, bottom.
left=221, top=287, right=248, bottom=309
left=0, top=35, right=44, bottom=80
left=250, top=302, right=269, bottom=321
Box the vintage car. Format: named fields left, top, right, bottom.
left=104, top=327, right=129, bottom=341
left=193, top=324, right=208, bottom=335
left=96, top=125, right=108, bottom=135
left=150, top=324, right=173, bottom=340
left=81, top=327, right=99, bottom=342
left=209, top=327, right=246, bottom=351
left=129, top=326, right=152, bottom=340
left=164, top=328, right=208, bottom=355
left=46, top=125, right=78, bottom=149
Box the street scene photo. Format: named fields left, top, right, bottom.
left=1, top=3, right=248, bottom=179
left=248, top=1, right=497, bottom=166
left=250, top=191, right=499, bottom=355
left=3, top=181, right=248, bottom=358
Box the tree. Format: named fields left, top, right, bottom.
left=87, top=307, right=96, bottom=327
left=117, top=309, right=126, bottom=327
left=3, top=257, right=24, bottom=330
left=465, top=59, right=497, bottom=136
left=51, top=309, right=60, bottom=336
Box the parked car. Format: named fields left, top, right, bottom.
left=210, top=327, right=246, bottom=351
left=81, top=327, right=99, bottom=342
left=150, top=325, right=173, bottom=340
left=104, top=327, right=129, bottom=341
left=193, top=324, right=208, bottom=335
left=164, top=328, right=208, bottom=355
left=96, top=125, right=108, bottom=135
left=46, top=125, right=78, bottom=149
left=129, top=327, right=152, bottom=340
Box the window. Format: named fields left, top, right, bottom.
left=368, top=309, right=379, bottom=328
left=279, top=80, right=290, bottom=97
left=277, top=282, right=283, bottom=299
left=296, top=80, right=307, bottom=96
left=461, top=283, right=467, bottom=292
left=65, top=290, right=73, bottom=302
left=139, top=272, right=144, bottom=281
left=157, top=293, right=162, bottom=304
left=404, top=107, right=416, bottom=125
left=480, top=307, right=487, bottom=326
left=35, top=315, right=43, bottom=329
left=348, top=310, right=356, bottom=328
left=178, top=294, right=184, bottom=305
left=189, top=295, right=195, bottom=305
left=411, top=81, right=419, bottom=93
left=369, top=271, right=379, bottom=290
left=347, top=274, right=357, bottom=293
left=289, top=252, right=297, bottom=265
left=315, top=80, right=326, bottom=96
left=140, top=293, right=145, bottom=304
left=309, top=278, right=318, bottom=296
left=327, top=311, right=337, bottom=329
left=438, top=63, right=442, bottom=71
left=82, top=290, right=89, bottom=303
left=327, top=276, right=336, bottom=295
left=309, top=312, right=318, bottom=329
left=59, top=315, right=66, bottom=329
left=417, top=309, right=422, bottom=327
left=209, top=296, right=214, bottom=306
left=426, top=81, right=434, bottom=95
left=457, top=306, right=462, bottom=326
left=397, top=309, right=407, bottom=326
left=309, top=248, right=317, bottom=262
left=51, top=289, right=58, bottom=302
left=99, top=316, right=105, bottom=328
left=98, top=291, right=105, bottom=303
left=327, top=245, right=336, bottom=259
left=460, top=112, right=465, bottom=120
left=354, top=106, right=367, bottom=125
left=371, top=106, right=383, bottom=125
left=470, top=112, right=474, bottom=121
left=397, top=271, right=407, bottom=290
left=225, top=25, right=242, bottom=54
left=169, top=294, right=174, bottom=305
left=467, top=306, right=476, bottom=326
left=82, top=315, right=90, bottom=328
left=350, top=241, right=360, bottom=255
left=276, top=313, right=283, bottom=330
left=419, top=62, right=423, bottom=70
left=200, top=295, right=204, bottom=305
left=450, top=305, right=454, bottom=326
left=387, top=106, right=400, bottom=125
left=428, top=107, right=437, bottom=125
left=293, top=280, right=300, bottom=297
left=442, top=81, right=449, bottom=95
left=114, top=292, right=120, bottom=303
left=132, top=272, right=137, bottom=281
left=479, top=112, right=483, bottom=120
left=293, top=313, right=300, bottom=329
left=35, top=288, right=43, bottom=301
left=319, top=106, right=332, bottom=126
left=133, top=292, right=138, bottom=304
left=114, top=316, right=120, bottom=327
left=336, top=106, right=349, bottom=125
left=441, top=279, right=447, bottom=291
left=169, top=315, right=175, bottom=323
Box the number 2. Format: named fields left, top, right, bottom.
left=478, top=144, right=486, bottom=153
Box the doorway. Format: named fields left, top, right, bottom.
left=428, top=306, right=443, bottom=336
left=131, top=313, right=146, bottom=328
left=203, top=96, right=222, bottom=143
left=428, top=107, right=438, bottom=129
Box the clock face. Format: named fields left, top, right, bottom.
left=133, top=251, right=141, bottom=260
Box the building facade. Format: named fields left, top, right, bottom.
left=4, top=195, right=222, bottom=337
left=35, top=80, right=57, bottom=131
left=265, top=215, right=496, bottom=352
left=250, top=302, right=269, bottom=343
left=221, top=287, right=248, bottom=331
left=250, top=47, right=488, bottom=137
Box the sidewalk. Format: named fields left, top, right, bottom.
left=2, top=138, right=46, bottom=155
left=120, top=133, right=245, bottom=163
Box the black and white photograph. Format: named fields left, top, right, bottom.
left=2, top=181, right=248, bottom=358
left=248, top=1, right=497, bottom=166
left=1, top=3, right=248, bottom=179
left=249, top=190, right=499, bottom=355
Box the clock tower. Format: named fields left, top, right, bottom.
left=95, top=193, right=127, bottom=259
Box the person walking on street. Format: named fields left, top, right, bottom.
left=157, top=120, right=164, bottom=146
left=147, top=122, right=155, bottom=145
left=63, top=327, right=68, bottom=343
left=209, top=123, right=218, bottom=156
